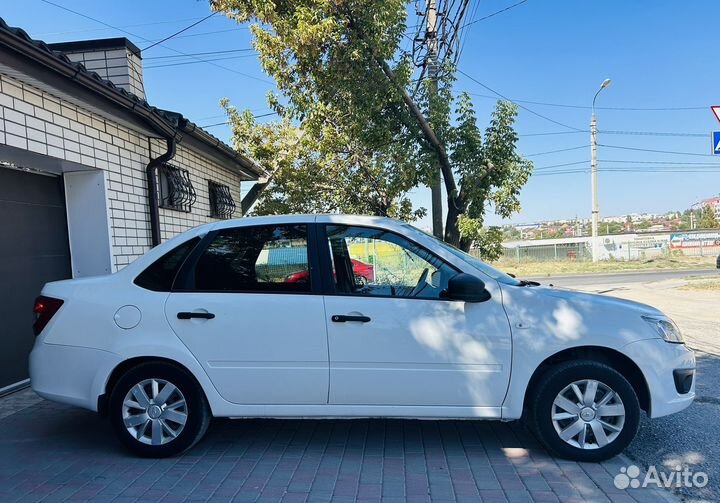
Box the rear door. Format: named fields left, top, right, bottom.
left=165, top=222, right=329, bottom=405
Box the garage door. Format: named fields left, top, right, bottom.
left=0, top=168, right=71, bottom=391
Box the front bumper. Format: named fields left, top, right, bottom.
left=30, top=341, right=121, bottom=412
left=623, top=338, right=696, bottom=418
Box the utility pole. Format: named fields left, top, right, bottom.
left=426, top=0, right=443, bottom=239
left=590, top=78, right=611, bottom=262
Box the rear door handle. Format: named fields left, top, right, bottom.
left=177, top=312, right=215, bottom=320
left=331, top=314, right=371, bottom=323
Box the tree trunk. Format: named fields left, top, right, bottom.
left=444, top=201, right=462, bottom=248
left=444, top=193, right=473, bottom=251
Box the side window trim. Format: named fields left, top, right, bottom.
left=306, top=223, right=324, bottom=295
left=319, top=223, right=460, bottom=300
left=314, top=223, right=337, bottom=295
left=171, top=223, right=323, bottom=295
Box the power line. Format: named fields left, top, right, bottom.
left=525, top=145, right=589, bottom=157
left=144, top=54, right=257, bottom=69
left=142, top=27, right=246, bottom=43
left=468, top=92, right=706, bottom=111
left=194, top=108, right=272, bottom=121
left=520, top=130, right=707, bottom=138
left=142, top=12, right=219, bottom=51
left=200, top=111, right=276, bottom=128
left=534, top=168, right=720, bottom=177
left=600, top=159, right=720, bottom=166
left=461, top=0, right=530, bottom=28
left=36, top=16, right=209, bottom=36
left=144, top=48, right=255, bottom=60
left=39, top=0, right=272, bottom=84
left=521, top=131, right=587, bottom=137
left=598, top=144, right=717, bottom=157
left=534, top=160, right=589, bottom=171
left=458, top=69, right=585, bottom=131
left=535, top=159, right=720, bottom=172
left=600, top=130, right=706, bottom=138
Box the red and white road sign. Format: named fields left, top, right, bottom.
left=712, top=106, right=720, bottom=122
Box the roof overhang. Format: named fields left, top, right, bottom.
left=0, top=18, right=267, bottom=181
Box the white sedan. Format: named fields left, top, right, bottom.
left=30, top=215, right=695, bottom=460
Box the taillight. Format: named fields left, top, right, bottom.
left=33, top=296, right=64, bottom=336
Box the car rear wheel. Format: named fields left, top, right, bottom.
left=529, top=360, right=640, bottom=462
left=109, top=362, right=210, bottom=457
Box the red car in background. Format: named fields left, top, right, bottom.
left=285, top=258, right=375, bottom=285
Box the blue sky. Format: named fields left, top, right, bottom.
left=4, top=1, right=720, bottom=228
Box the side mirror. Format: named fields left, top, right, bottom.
left=446, top=273, right=491, bottom=302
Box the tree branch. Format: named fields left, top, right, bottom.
left=374, top=57, right=458, bottom=205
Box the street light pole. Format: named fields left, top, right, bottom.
left=590, top=78, right=611, bottom=262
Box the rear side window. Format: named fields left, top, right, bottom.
left=134, top=237, right=201, bottom=291
left=192, top=225, right=310, bottom=293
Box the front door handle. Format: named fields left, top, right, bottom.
left=177, top=312, right=215, bottom=320
left=331, top=314, right=371, bottom=323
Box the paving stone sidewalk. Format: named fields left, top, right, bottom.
left=0, top=389, right=677, bottom=503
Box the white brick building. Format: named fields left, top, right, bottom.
left=0, top=20, right=267, bottom=391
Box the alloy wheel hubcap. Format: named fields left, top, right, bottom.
left=122, top=378, right=188, bottom=446
left=551, top=379, right=625, bottom=450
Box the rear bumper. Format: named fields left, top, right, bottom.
left=622, top=338, right=696, bottom=418
left=29, top=341, right=121, bottom=412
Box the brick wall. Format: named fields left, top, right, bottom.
left=0, top=72, right=244, bottom=272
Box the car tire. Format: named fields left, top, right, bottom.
left=529, top=360, right=640, bottom=462
left=109, top=362, right=211, bottom=457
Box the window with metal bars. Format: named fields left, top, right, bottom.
left=159, top=163, right=196, bottom=212
left=208, top=180, right=236, bottom=219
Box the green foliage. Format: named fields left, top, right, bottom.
left=446, top=94, right=532, bottom=250
left=698, top=204, right=719, bottom=229
left=213, top=0, right=532, bottom=252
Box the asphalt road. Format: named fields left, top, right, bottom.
left=528, top=268, right=718, bottom=289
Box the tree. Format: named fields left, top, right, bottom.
left=213, top=0, right=532, bottom=255
left=224, top=104, right=424, bottom=220
left=698, top=204, right=719, bottom=229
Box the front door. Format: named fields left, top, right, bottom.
left=321, top=224, right=512, bottom=408
left=165, top=223, right=328, bottom=405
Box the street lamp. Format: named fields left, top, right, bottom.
left=590, top=78, right=611, bottom=262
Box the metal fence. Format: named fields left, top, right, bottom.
left=497, top=242, right=592, bottom=262
left=492, top=240, right=720, bottom=263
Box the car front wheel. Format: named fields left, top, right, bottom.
left=109, top=362, right=211, bottom=457
left=529, top=360, right=640, bottom=462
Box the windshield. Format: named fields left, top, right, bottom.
left=402, top=224, right=521, bottom=286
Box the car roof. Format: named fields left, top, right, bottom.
left=209, top=214, right=402, bottom=231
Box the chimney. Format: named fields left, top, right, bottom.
left=48, top=38, right=145, bottom=100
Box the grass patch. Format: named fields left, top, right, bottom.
left=492, top=256, right=717, bottom=278
left=678, top=278, right=720, bottom=291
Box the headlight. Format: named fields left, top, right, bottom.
left=642, top=315, right=684, bottom=344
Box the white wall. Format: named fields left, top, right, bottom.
left=64, top=170, right=113, bottom=277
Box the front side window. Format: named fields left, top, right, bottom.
left=326, top=225, right=457, bottom=299
left=193, top=225, right=310, bottom=292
